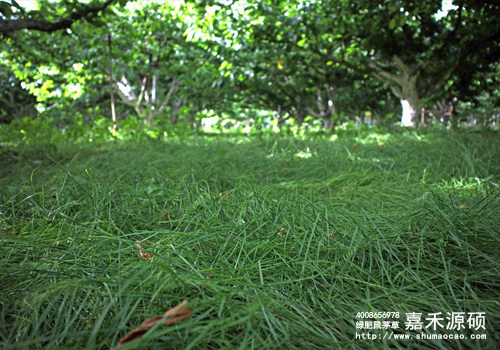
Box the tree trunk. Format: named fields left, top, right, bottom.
left=187, top=107, right=201, bottom=130
left=390, top=74, right=419, bottom=127
left=323, top=118, right=336, bottom=131
left=170, top=96, right=184, bottom=125
left=306, top=84, right=336, bottom=131
left=107, top=33, right=116, bottom=130
left=368, top=56, right=421, bottom=127
left=113, top=75, right=180, bottom=127
left=144, top=112, right=154, bottom=126
left=293, top=105, right=307, bottom=131
left=400, top=97, right=419, bottom=127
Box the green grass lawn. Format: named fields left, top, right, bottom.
left=1, top=130, right=499, bottom=349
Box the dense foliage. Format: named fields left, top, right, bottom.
left=0, top=0, right=499, bottom=138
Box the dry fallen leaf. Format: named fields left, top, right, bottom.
left=79, top=318, right=89, bottom=326
left=140, top=251, right=152, bottom=260
left=277, top=228, right=285, bottom=238
left=117, top=300, right=191, bottom=347
left=136, top=240, right=152, bottom=261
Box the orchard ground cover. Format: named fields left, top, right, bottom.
left=1, top=130, right=499, bottom=349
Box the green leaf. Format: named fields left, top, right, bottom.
left=219, top=61, right=229, bottom=70
left=399, top=15, right=406, bottom=27
left=389, top=15, right=406, bottom=30
left=389, top=17, right=397, bottom=30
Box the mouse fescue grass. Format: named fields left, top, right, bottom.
left=1, top=130, right=499, bottom=349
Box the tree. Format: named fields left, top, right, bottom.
left=1, top=1, right=225, bottom=129
left=337, top=0, right=500, bottom=126
left=207, top=0, right=500, bottom=127
left=103, top=2, right=223, bottom=126
left=1, top=0, right=129, bottom=127
left=201, top=0, right=368, bottom=131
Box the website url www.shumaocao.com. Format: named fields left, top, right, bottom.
left=355, top=332, right=487, bottom=340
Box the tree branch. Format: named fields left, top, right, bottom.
left=0, top=0, right=116, bottom=33
left=367, top=60, right=405, bottom=87
left=306, top=84, right=336, bottom=119
left=158, top=80, right=181, bottom=113
left=136, top=76, right=148, bottom=107
left=114, top=75, right=138, bottom=108
left=392, top=55, right=414, bottom=77
left=424, top=58, right=460, bottom=96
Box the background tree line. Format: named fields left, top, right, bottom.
left=1, top=0, right=499, bottom=137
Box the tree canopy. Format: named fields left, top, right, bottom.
left=1, top=0, right=499, bottom=132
